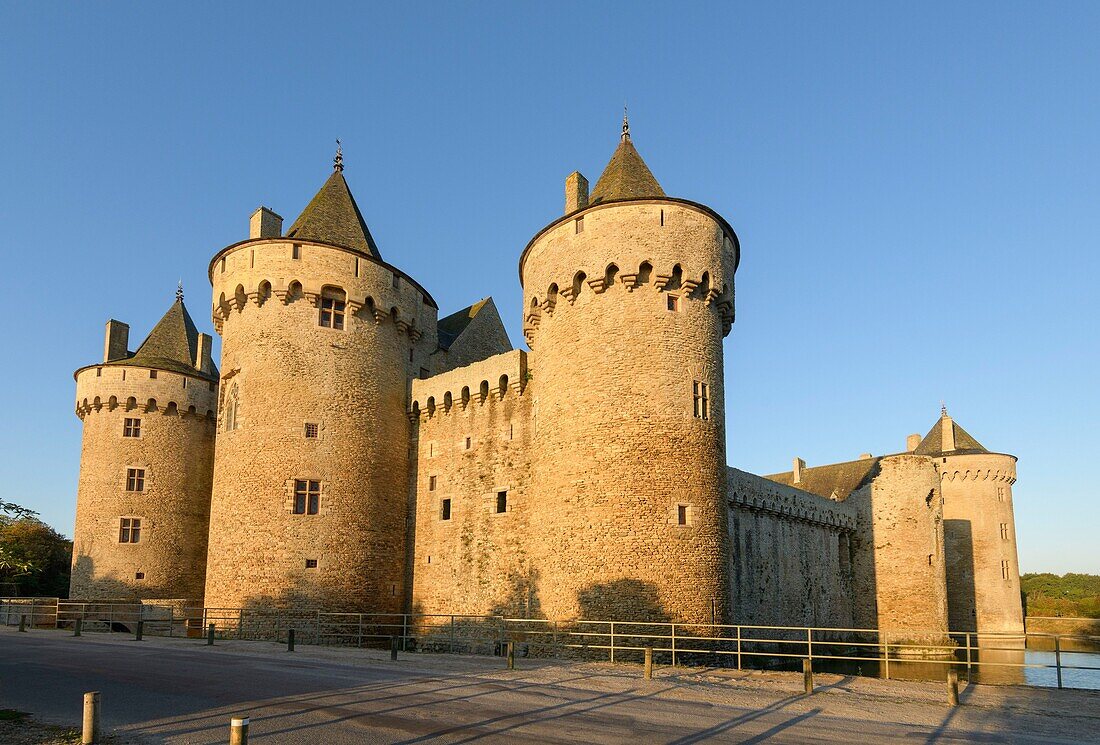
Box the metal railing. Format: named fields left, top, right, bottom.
left=4, top=598, right=1098, bottom=690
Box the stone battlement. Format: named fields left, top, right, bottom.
left=410, top=350, right=527, bottom=419
left=728, top=468, right=857, bottom=532
left=75, top=364, right=217, bottom=420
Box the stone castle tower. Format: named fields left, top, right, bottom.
left=70, top=294, right=218, bottom=600
left=68, top=122, right=1025, bottom=637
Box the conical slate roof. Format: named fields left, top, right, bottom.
left=285, top=169, right=381, bottom=258
left=913, top=411, right=988, bottom=456
left=589, top=135, right=665, bottom=205
left=108, top=299, right=219, bottom=381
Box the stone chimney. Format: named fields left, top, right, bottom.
left=906, top=433, right=921, bottom=452
left=103, top=320, right=129, bottom=362
left=250, top=206, right=283, bottom=239
left=941, top=415, right=955, bottom=452
left=195, top=332, right=212, bottom=373
left=565, top=172, right=589, bottom=214
left=792, top=457, right=805, bottom=484
left=859, top=453, right=873, bottom=460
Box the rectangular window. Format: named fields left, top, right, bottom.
left=293, top=479, right=321, bottom=515
left=667, top=295, right=680, bottom=312
left=409, top=348, right=414, bottom=363
left=441, top=498, right=452, bottom=521
left=429, top=475, right=437, bottom=491
left=392, top=273, right=400, bottom=290
left=123, top=418, right=141, bottom=438
left=135, top=572, right=145, bottom=580
left=304, top=422, right=319, bottom=439
left=126, top=468, right=145, bottom=492
left=693, top=381, right=710, bottom=420
left=1000, top=522, right=1009, bottom=540
left=677, top=504, right=688, bottom=526
left=464, top=436, right=472, bottom=450
left=118, top=517, right=141, bottom=544
left=575, top=216, right=584, bottom=233
left=305, top=559, right=318, bottom=569
left=319, top=296, right=346, bottom=330
left=96, top=367, right=101, bottom=377
left=495, top=491, right=507, bottom=514
left=1001, top=560, right=1010, bottom=580
left=997, top=487, right=1006, bottom=502
left=292, top=244, right=301, bottom=260
left=149, top=370, right=158, bottom=379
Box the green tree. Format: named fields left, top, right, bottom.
left=0, top=501, right=72, bottom=597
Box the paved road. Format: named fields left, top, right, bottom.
left=1, top=629, right=1097, bottom=744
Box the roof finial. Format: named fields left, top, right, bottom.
left=176, top=280, right=184, bottom=303
left=333, top=139, right=344, bottom=172
left=621, top=106, right=630, bottom=142
left=941, top=401, right=948, bottom=418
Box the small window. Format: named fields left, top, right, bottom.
left=224, top=383, right=239, bottom=432
left=495, top=491, right=507, bottom=514
left=293, top=480, right=321, bottom=515
left=135, top=572, right=145, bottom=580
left=997, top=486, right=1006, bottom=502
left=119, top=517, right=141, bottom=543
left=441, top=498, right=452, bottom=521
left=928, top=554, right=933, bottom=566
left=1000, top=523, right=1009, bottom=540
left=693, top=381, right=710, bottom=420
left=208, top=381, right=216, bottom=392
left=304, top=422, right=319, bottom=439
left=575, top=216, right=584, bottom=233
left=677, top=504, right=688, bottom=526
left=220, top=258, right=226, bottom=273
left=149, top=370, right=158, bottom=379
left=126, top=468, right=145, bottom=492
left=392, top=273, right=400, bottom=290
left=420, top=367, right=429, bottom=380
left=667, top=295, right=680, bottom=312
left=429, top=475, right=437, bottom=491
left=409, top=348, right=414, bottom=363
left=319, top=293, right=346, bottom=330
left=123, top=418, right=141, bottom=438
left=96, top=367, right=101, bottom=377
left=305, top=559, right=318, bottom=569
left=292, top=244, right=301, bottom=260
left=1001, top=560, right=1010, bottom=580
left=464, top=436, right=472, bottom=450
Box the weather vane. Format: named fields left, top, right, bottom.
left=621, top=105, right=630, bottom=142
left=176, top=280, right=184, bottom=303
left=333, top=139, right=344, bottom=172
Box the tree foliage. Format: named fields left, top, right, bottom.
left=1021, top=572, right=1100, bottom=618
left=0, top=501, right=72, bottom=597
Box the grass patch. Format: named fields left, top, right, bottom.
left=0, top=709, right=29, bottom=721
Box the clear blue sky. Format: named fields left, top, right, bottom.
left=1, top=2, right=1096, bottom=574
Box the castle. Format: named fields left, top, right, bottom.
left=70, top=121, right=1024, bottom=636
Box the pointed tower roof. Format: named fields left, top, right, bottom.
left=588, top=114, right=665, bottom=206
left=285, top=150, right=381, bottom=258
left=913, top=408, right=989, bottom=456
left=108, top=297, right=219, bottom=381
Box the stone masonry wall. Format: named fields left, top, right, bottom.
left=726, top=468, right=856, bottom=628
left=939, top=453, right=1023, bottom=634
left=71, top=364, right=216, bottom=600
left=409, top=351, right=533, bottom=616
left=204, top=238, right=434, bottom=611
left=520, top=201, right=737, bottom=623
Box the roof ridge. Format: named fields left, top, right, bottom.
left=589, top=136, right=665, bottom=205
left=285, top=170, right=381, bottom=258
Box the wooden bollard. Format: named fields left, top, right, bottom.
left=644, top=646, right=653, bottom=680
left=390, top=635, right=399, bottom=661
left=74, top=618, right=82, bottom=637
left=947, top=668, right=959, bottom=706
left=803, top=658, right=813, bottom=694
left=229, top=716, right=249, bottom=745
left=135, top=621, right=143, bottom=642
left=207, top=623, right=215, bottom=646
left=506, top=641, right=515, bottom=670
left=287, top=629, right=295, bottom=652
left=82, top=691, right=100, bottom=745
left=18, top=614, right=26, bottom=632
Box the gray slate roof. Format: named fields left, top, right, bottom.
left=107, top=300, right=219, bottom=381
left=913, top=414, right=989, bottom=456
left=764, top=457, right=884, bottom=501
left=286, top=170, right=381, bottom=258
left=589, top=139, right=665, bottom=205
left=437, top=298, right=491, bottom=350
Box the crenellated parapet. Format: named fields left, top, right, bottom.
left=208, top=238, right=436, bottom=345
left=74, top=364, right=217, bottom=420
left=728, top=468, right=857, bottom=532
left=410, top=350, right=527, bottom=421
left=937, top=452, right=1017, bottom=485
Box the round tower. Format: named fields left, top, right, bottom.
left=915, top=410, right=1022, bottom=634
left=520, top=122, right=738, bottom=623
left=204, top=160, right=438, bottom=611
left=70, top=294, right=218, bottom=602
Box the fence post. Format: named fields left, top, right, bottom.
left=135, top=620, right=143, bottom=642
left=287, top=629, right=295, bottom=653
left=74, top=618, right=82, bottom=637
left=507, top=641, right=515, bottom=670
left=883, top=631, right=890, bottom=680
left=671, top=623, right=677, bottom=667
left=803, top=658, right=813, bottom=694
left=207, top=622, right=215, bottom=646
left=965, top=632, right=972, bottom=681
left=168, top=607, right=174, bottom=638
left=736, top=625, right=742, bottom=670
left=644, top=646, right=653, bottom=680
left=1055, top=635, right=1063, bottom=690
left=609, top=622, right=615, bottom=663
left=552, top=620, right=559, bottom=660
left=450, top=615, right=455, bottom=654
left=229, top=716, right=249, bottom=745
left=947, top=668, right=959, bottom=706
left=18, top=614, right=26, bottom=632
left=807, top=627, right=813, bottom=664
left=82, top=691, right=100, bottom=745
left=402, top=614, right=408, bottom=652
left=238, top=609, right=244, bottom=640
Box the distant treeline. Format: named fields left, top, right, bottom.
left=1022, top=573, right=1100, bottom=618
